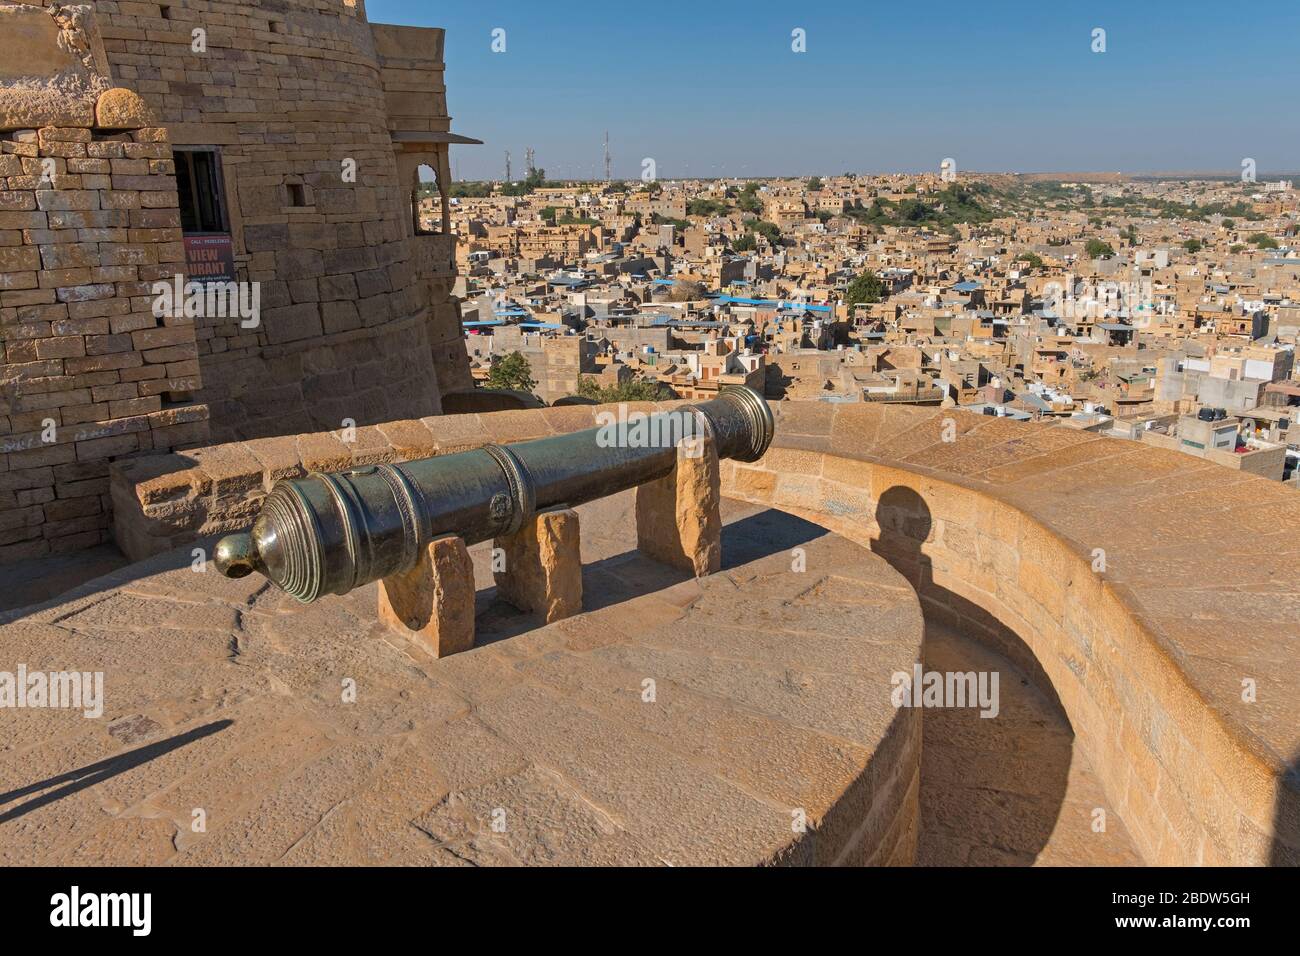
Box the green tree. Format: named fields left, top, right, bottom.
left=1017, top=252, right=1043, bottom=269
left=845, top=269, right=885, bottom=307
left=806, top=176, right=823, bottom=191
left=576, top=376, right=669, bottom=403
left=687, top=198, right=730, bottom=217
left=1085, top=238, right=1115, bottom=259
left=485, top=351, right=536, bottom=393
left=652, top=214, right=690, bottom=231
left=1249, top=232, right=1279, bottom=250
left=732, top=232, right=757, bottom=252
left=501, top=167, right=549, bottom=197
left=746, top=220, right=782, bottom=244
left=449, top=180, right=493, bottom=198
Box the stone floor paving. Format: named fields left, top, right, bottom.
left=917, top=622, right=1143, bottom=866
left=0, top=544, right=130, bottom=614
left=0, top=494, right=924, bottom=866
left=0, top=491, right=1145, bottom=866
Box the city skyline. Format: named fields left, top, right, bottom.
left=370, top=0, right=1300, bottom=181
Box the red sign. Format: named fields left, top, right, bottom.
left=184, top=234, right=236, bottom=284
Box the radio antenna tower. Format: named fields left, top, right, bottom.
left=603, top=131, right=611, bottom=182
left=504, top=150, right=511, bottom=182
left=525, top=147, right=536, bottom=176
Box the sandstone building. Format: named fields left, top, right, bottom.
left=0, top=0, right=478, bottom=562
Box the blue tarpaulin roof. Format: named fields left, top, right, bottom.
left=712, top=294, right=832, bottom=313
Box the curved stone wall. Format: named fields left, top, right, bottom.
left=721, top=402, right=1300, bottom=866
left=95, top=0, right=445, bottom=441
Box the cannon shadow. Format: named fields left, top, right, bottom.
left=470, top=501, right=829, bottom=644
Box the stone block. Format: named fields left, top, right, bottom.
left=494, top=507, right=583, bottom=624
left=378, top=534, right=475, bottom=658
left=94, top=88, right=157, bottom=130
left=636, top=437, right=722, bottom=576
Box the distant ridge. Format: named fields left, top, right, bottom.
left=1008, top=171, right=1300, bottom=183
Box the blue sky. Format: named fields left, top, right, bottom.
left=366, top=0, right=1300, bottom=180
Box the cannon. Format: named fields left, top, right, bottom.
left=214, top=385, right=774, bottom=602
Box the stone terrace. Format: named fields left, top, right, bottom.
left=106, top=400, right=1300, bottom=865
left=0, top=497, right=922, bottom=866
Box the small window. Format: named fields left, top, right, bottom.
left=175, top=147, right=228, bottom=235
left=159, top=5, right=172, bottom=19
left=287, top=183, right=309, bottom=207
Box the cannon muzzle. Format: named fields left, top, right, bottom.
left=214, top=385, right=774, bottom=602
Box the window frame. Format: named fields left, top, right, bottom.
left=174, top=146, right=230, bottom=236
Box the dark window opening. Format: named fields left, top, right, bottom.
left=175, top=147, right=228, bottom=235
left=159, top=5, right=172, bottom=19
left=415, top=162, right=440, bottom=235
left=287, top=183, right=309, bottom=207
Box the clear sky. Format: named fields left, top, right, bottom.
left=365, top=0, right=1300, bottom=181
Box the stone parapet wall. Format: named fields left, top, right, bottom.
left=721, top=402, right=1299, bottom=866
left=0, top=119, right=208, bottom=563
left=109, top=401, right=669, bottom=560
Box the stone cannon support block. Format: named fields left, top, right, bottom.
left=494, top=507, right=582, bottom=624
left=377, top=534, right=475, bottom=658
left=636, top=438, right=722, bottom=577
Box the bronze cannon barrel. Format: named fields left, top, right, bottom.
left=213, top=385, right=774, bottom=602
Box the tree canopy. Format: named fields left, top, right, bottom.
left=845, top=269, right=885, bottom=307
left=576, top=376, right=669, bottom=403
left=484, top=351, right=536, bottom=393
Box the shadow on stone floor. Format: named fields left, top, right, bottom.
left=1272, top=754, right=1299, bottom=866
left=871, top=485, right=1075, bottom=865
left=472, top=506, right=830, bottom=647
left=0, top=720, right=233, bottom=825
left=0, top=542, right=201, bottom=627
